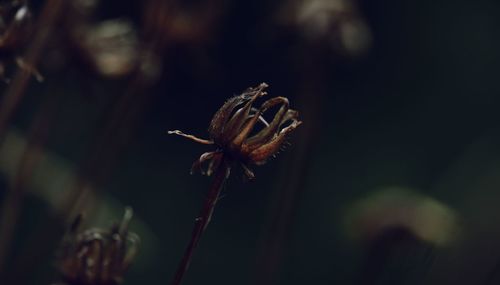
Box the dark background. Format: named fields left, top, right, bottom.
left=1, top=0, right=500, bottom=284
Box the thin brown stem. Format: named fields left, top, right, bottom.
left=0, top=0, right=65, bottom=140
left=170, top=155, right=230, bottom=285
left=0, top=87, right=61, bottom=278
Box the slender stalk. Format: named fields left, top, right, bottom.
left=0, top=90, right=59, bottom=276
left=171, top=156, right=230, bottom=285
left=0, top=0, right=65, bottom=140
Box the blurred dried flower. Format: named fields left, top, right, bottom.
left=0, top=0, right=30, bottom=48
left=57, top=207, right=139, bottom=285
left=282, top=0, right=372, bottom=56
left=63, top=1, right=140, bottom=78
left=169, top=83, right=302, bottom=179
left=81, top=19, right=139, bottom=78
left=142, top=0, right=226, bottom=48
left=0, top=0, right=42, bottom=81
left=344, top=188, right=460, bottom=247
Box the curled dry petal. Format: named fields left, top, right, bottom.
left=190, top=151, right=223, bottom=176
left=209, top=83, right=268, bottom=145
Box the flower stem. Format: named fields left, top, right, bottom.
left=171, top=156, right=230, bottom=285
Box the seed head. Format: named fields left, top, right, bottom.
left=57, top=208, right=139, bottom=285
left=169, top=83, right=302, bottom=179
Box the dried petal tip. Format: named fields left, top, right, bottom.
left=169, top=83, right=301, bottom=178
left=168, top=129, right=213, bottom=145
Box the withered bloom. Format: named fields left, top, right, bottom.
left=0, top=0, right=42, bottom=81
left=64, top=0, right=140, bottom=78
left=169, top=83, right=302, bottom=179
left=57, top=208, right=140, bottom=285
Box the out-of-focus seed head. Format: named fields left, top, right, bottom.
left=57, top=207, right=139, bottom=285
left=0, top=1, right=42, bottom=82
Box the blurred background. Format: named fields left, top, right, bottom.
left=0, top=0, right=500, bottom=284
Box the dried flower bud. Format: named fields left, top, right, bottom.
left=0, top=1, right=43, bottom=81
left=63, top=0, right=140, bottom=78
left=282, top=0, right=372, bottom=56
left=169, top=83, right=302, bottom=179
left=57, top=207, right=140, bottom=285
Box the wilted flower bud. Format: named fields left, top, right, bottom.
left=169, top=83, right=302, bottom=179
left=57, top=207, right=139, bottom=285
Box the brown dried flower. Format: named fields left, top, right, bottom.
left=169, top=83, right=302, bottom=179
left=0, top=0, right=43, bottom=81
left=57, top=207, right=139, bottom=285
